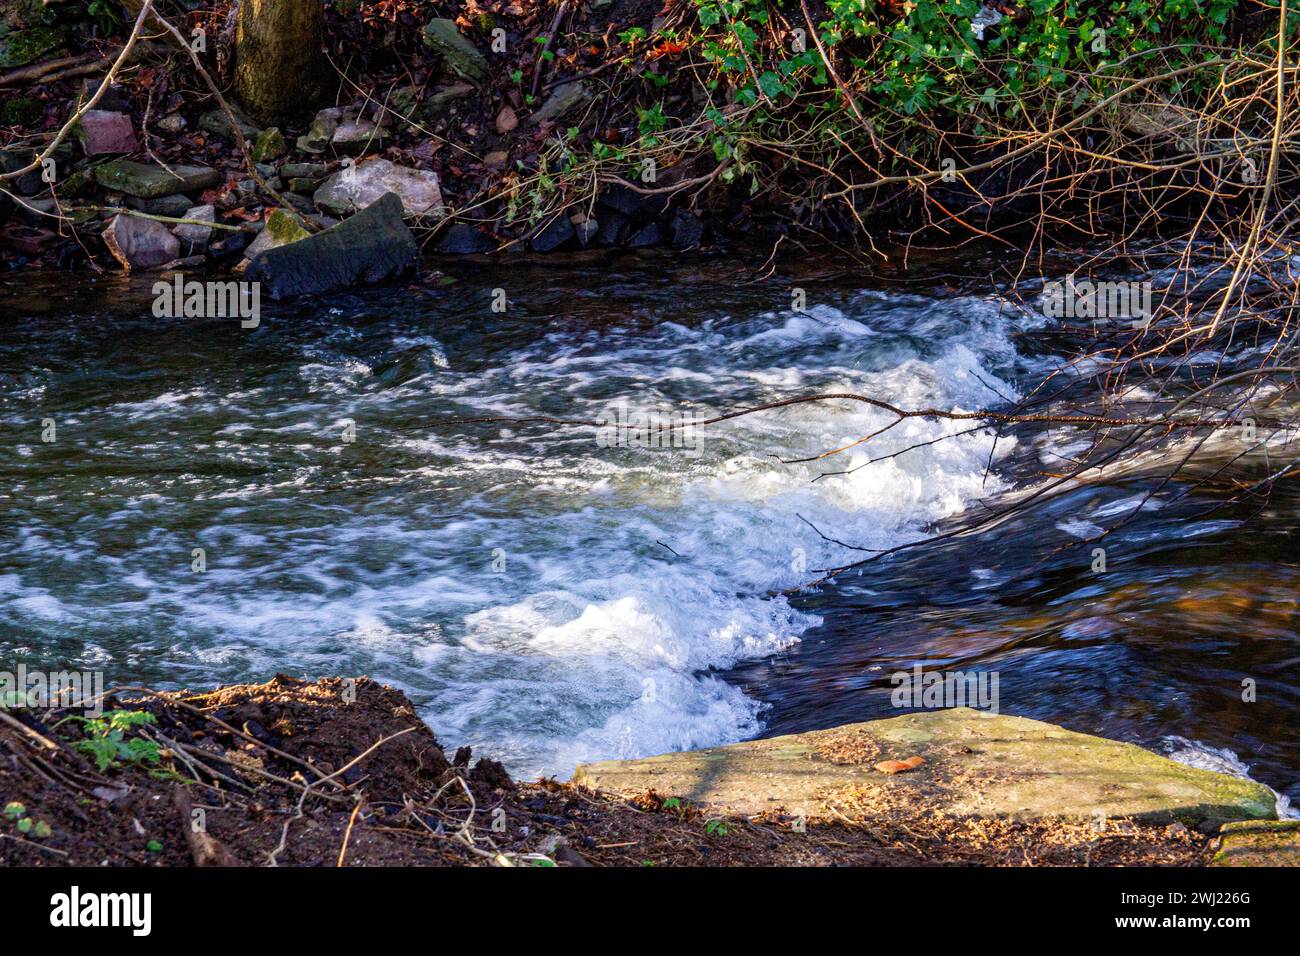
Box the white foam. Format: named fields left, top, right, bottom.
left=2, top=292, right=1034, bottom=779
left=1163, top=736, right=1299, bottom=820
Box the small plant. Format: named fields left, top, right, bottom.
left=619, top=26, right=648, bottom=47
left=146, top=839, right=163, bottom=853
left=658, top=796, right=692, bottom=822
left=60, top=709, right=162, bottom=773
left=705, top=819, right=729, bottom=837
left=87, top=0, right=121, bottom=37
left=4, top=801, right=52, bottom=839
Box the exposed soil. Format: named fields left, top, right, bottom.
left=0, top=676, right=1215, bottom=867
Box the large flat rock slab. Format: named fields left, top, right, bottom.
left=94, top=160, right=221, bottom=199
left=573, top=709, right=1277, bottom=827
left=313, top=158, right=443, bottom=219
left=245, top=192, right=417, bottom=299
left=1211, top=819, right=1300, bottom=866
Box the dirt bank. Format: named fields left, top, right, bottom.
left=1, top=675, right=1214, bottom=866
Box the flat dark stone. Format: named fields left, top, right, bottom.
left=596, top=211, right=629, bottom=246
left=125, top=194, right=193, bottom=218
left=627, top=222, right=662, bottom=248
left=245, top=192, right=418, bottom=299
left=0, top=151, right=43, bottom=196
left=81, top=79, right=132, bottom=114
left=598, top=183, right=668, bottom=221
left=530, top=215, right=574, bottom=253
left=93, top=160, right=221, bottom=199
left=207, top=232, right=250, bottom=259
left=670, top=211, right=705, bottom=250
left=437, top=222, right=496, bottom=255
left=279, top=163, right=330, bottom=180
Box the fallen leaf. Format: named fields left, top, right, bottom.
left=874, top=756, right=925, bottom=774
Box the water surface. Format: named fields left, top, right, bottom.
left=1, top=254, right=1295, bottom=804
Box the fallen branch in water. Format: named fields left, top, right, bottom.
left=440, top=376, right=1300, bottom=438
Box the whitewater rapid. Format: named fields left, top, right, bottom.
left=0, top=285, right=1036, bottom=778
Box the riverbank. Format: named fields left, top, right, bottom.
left=3, top=1, right=1293, bottom=289
left=2, top=675, right=1293, bottom=866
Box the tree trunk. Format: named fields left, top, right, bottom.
left=233, top=0, right=325, bottom=125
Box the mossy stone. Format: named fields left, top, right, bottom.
left=1, top=97, right=41, bottom=127
left=0, top=26, right=65, bottom=69
left=421, top=19, right=488, bottom=84
left=574, top=709, right=1280, bottom=827
left=252, top=127, right=286, bottom=163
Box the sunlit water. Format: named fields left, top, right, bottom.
left=1, top=253, right=1296, bottom=806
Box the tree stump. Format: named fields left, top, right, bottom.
left=233, top=0, right=325, bottom=125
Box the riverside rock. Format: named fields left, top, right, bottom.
left=313, top=159, right=443, bottom=218
left=199, top=107, right=259, bottom=141
left=94, top=161, right=221, bottom=199
left=421, top=19, right=488, bottom=83
left=530, top=215, right=575, bottom=252
left=1211, top=819, right=1300, bottom=866
left=574, top=708, right=1279, bottom=826
left=436, top=222, right=495, bottom=255
left=125, top=194, right=194, bottom=218
left=252, top=127, right=287, bottom=163
left=0, top=150, right=44, bottom=196
left=101, top=214, right=180, bottom=271
left=173, top=204, right=215, bottom=255
left=296, top=108, right=341, bottom=154
left=279, top=163, right=330, bottom=180
left=331, top=117, right=386, bottom=154
left=244, top=192, right=417, bottom=299
left=530, top=82, right=590, bottom=126
left=670, top=210, right=705, bottom=249
left=77, top=110, right=138, bottom=156
left=243, top=208, right=311, bottom=260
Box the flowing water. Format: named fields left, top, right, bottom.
left=2, top=252, right=1297, bottom=805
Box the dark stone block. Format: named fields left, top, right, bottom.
left=596, top=211, right=629, bottom=246
left=530, top=214, right=574, bottom=253
left=574, top=216, right=598, bottom=246
left=208, top=231, right=250, bottom=260
left=670, top=211, right=705, bottom=250
left=598, top=183, right=668, bottom=222
left=245, top=192, right=418, bottom=299
left=0, top=151, right=43, bottom=196
left=437, top=222, right=496, bottom=254
left=592, top=183, right=665, bottom=222
left=627, top=222, right=662, bottom=248
left=81, top=80, right=131, bottom=113
left=125, top=194, right=194, bottom=218
left=598, top=183, right=641, bottom=217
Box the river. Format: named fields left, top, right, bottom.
left=1, top=250, right=1296, bottom=808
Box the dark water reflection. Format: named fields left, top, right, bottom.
left=736, top=478, right=1300, bottom=803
